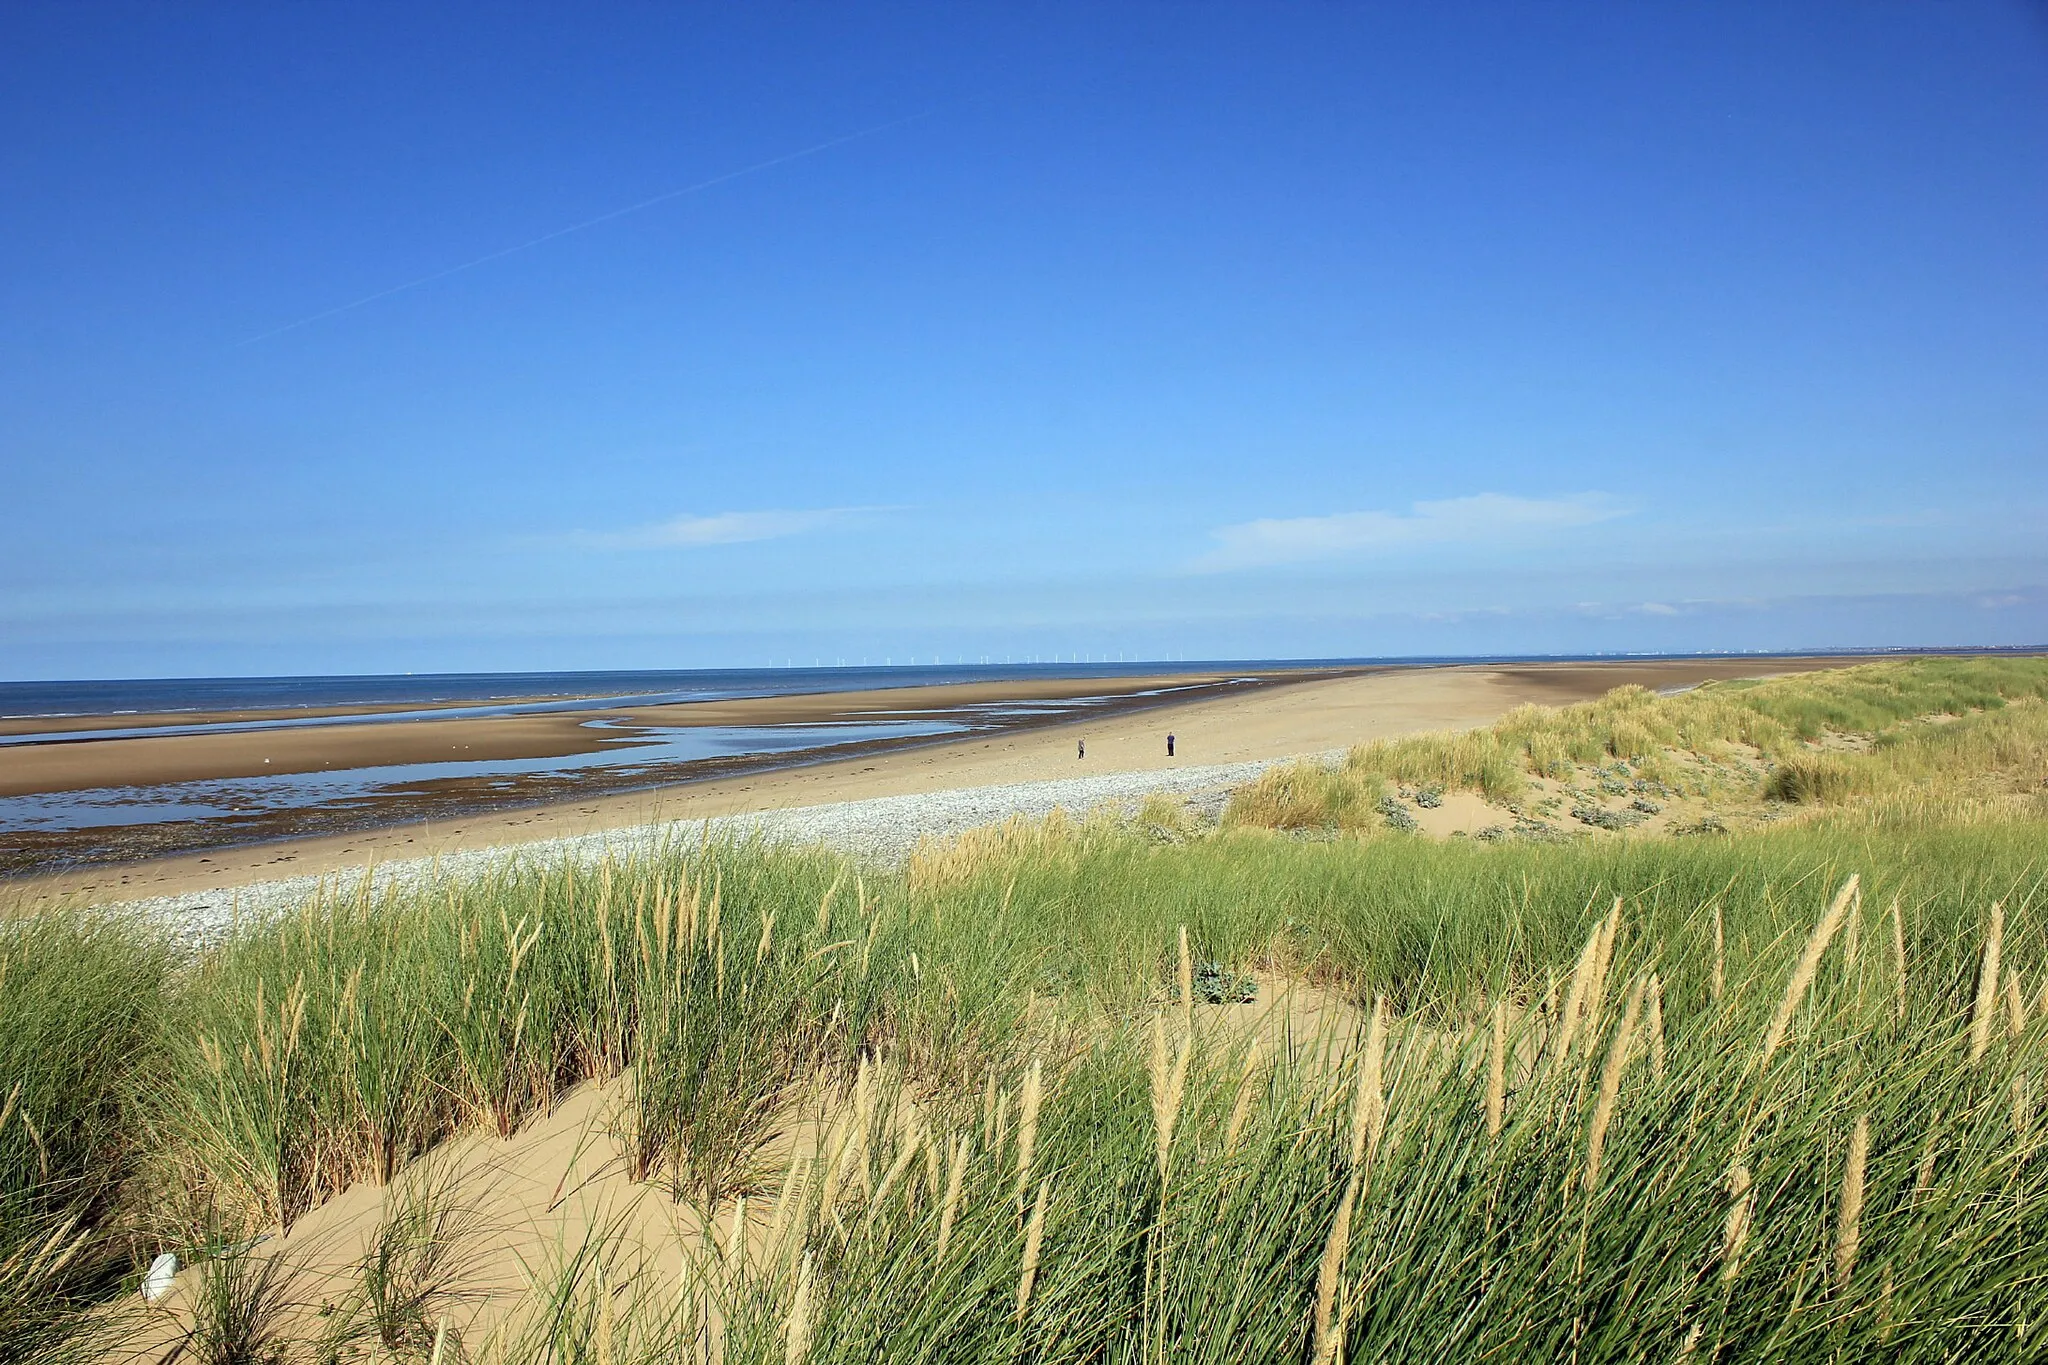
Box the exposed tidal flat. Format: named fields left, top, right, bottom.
left=6, top=654, right=2048, bottom=1361
left=0, top=669, right=1282, bottom=876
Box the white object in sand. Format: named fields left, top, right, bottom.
left=141, top=1251, right=178, bottom=1302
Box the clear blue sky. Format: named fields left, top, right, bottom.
left=4, top=2, right=2045, bottom=679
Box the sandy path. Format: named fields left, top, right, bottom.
left=9, top=657, right=1843, bottom=913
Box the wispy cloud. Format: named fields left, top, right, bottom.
left=569, top=507, right=879, bottom=551
left=1195, top=492, right=1627, bottom=571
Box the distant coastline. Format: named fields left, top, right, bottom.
left=4, top=644, right=2042, bottom=719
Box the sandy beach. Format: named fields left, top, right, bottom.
left=8, top=656, right=1855, bottom=911
left=0, top=670, right=1305, bottom=875
left=0, top=672, right=1259, bottom=796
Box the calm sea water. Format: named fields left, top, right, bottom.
left=0, top=652, right=1918, bottom=722
left=0, top=662, right=1269, bottom=724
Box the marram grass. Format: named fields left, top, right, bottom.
left=699, top=883, right=2048, bottom=1364
left=1226, top=655, right=2048, bottom=831
left=4, top=821, right=2044, bottom=1360
left=1, top=657, right=2046, bottom=1359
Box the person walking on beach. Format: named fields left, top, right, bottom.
left=1078, top=739, right=1085, bottom=760
left=1166, top=733, right=1176, bottom=758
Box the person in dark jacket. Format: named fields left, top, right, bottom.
left=1167, top=733, right=1176, bottom=758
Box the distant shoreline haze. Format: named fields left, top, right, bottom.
left=4, top=648, right=2043, bottom=719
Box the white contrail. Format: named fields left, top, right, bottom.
left=236, top=108, right=935, bottom=346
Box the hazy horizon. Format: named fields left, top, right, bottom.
left=6, top=646, right=2043, bottom=693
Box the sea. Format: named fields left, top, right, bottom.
left=0, top=650, right=1963, bottom=722
left=0, top=661, right=1256, bottom=723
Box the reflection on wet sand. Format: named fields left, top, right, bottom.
left=3, top=718, right=971, bottom=831
left=0, top=671, right=1297, bottom=874
left=0, top=674, right=1253, bottom=798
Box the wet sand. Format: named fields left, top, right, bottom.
left=0, top=672, right=1295, bottom=877
left=9, top=656, right=1856, bottom=909
left=0, top=673, right=1251, bottom=797
left=0, top=694, right=579, bottom=738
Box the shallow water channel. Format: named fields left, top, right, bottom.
left=0, top=715, right=969, bottom=832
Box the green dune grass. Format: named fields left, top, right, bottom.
left=3, top=656, right=2047, bottom=1361
left=1226, top=655, right=2048, bottom=831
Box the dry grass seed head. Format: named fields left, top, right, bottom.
left=784, top=1252, right=815, bottom=1365
left=1178, top=924, right=1194, bottom=1034
left=1349, top=998, right=1387, bottom=1169
left=1582, top=898, right=1622, bottom=1041
left=1836, top=1115, right=1870, bottom=1290
left=1720, top=1158, right=1755, bottom=1285
left=1150, top=1017, right=1193, bottom=1183
left=868, top=1136, right=921, bottom=1230
left=1552, top=921, right=1605, bottom=1066
left=1015, top=1177, right=1050, bottom=1322
left=936, top=1133, right=969, bottom=1259
left=1583, top=976, right=1646, bottom=1193
left=1014, top=1059, right=1044, bottom=1212
left=1312, top=1172, right=1360, bottom=1365
left=1843, top=880, right=1863, bottom=968
left=766, top=1157, right=808, bottom=1259
left=724, top=1195, right=749, bottom=1285
left=1971, top=902, right=2006, bottom=1064
left=1758, top=875, right=1860, bottom=1071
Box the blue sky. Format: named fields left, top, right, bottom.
left=3, top=2, right=2045, bottom=679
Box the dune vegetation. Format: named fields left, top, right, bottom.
left=1224, top=655, right=2048, bottom=836
left=2, top=657, right=2047, bottom=1362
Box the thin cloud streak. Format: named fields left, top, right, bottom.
left=235, top=108, right=938, bottom=346
left=1195, top=493, right=1628, bottom=571
left=568, top=507, right=878, bottom=551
